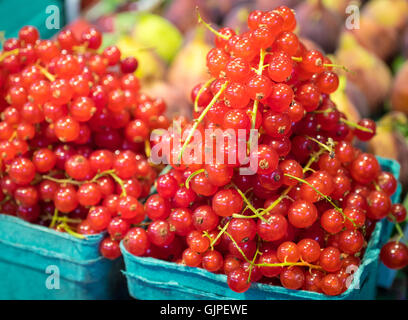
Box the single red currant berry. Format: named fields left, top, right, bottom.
left=87, top=206, right=111, bottom=231
left=123, top=227, right=150, bottom=256
left=99, top=238, right=121, bottom=260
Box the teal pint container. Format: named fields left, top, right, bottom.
left=0, top=0, right=66, bottom=48
left=121, top=157, right=402, bottom=300
left=0, top=215, right=127, bottom=300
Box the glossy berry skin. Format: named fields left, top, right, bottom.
left=168, top=208, right=194, bottom=237
left=53, top=185, right=78, bottom=213
left=113, top=151, right=138, bottom=180
left=108, top=217, right=130, bottom=241
left=147, top=220, right=175, bottom=247
left=277, top=241, right=300, bottom=263
left=249, top=144, right=279, bottom=175
left=14, top=186, right=38, bottom=207
left=350, top=153, right=380, bottom=184
left=123, top=228, right=150, bottom=256
left=227, top=218, right=257, bottom=243
left=156, top=174, right=178, bottom=199
left=339, top=229, right=365, bottom=255
left=388, top=204, right=407, bottom=223
left=202, top=250, right=224, bottom=272
left=366, top=190, right=391, bottom=220
left=319, top=247, right=342, bottom=273
left=145, top=194, right=171, bottom=221
left=212, top=189, right=243, bottom=217
left=376, top=171, right=397, bottom=197
left=87, top=206, right=111, bottom=231
left=117, top=196, right=144, bottom=222
left=8, top=157, right=36, bottom=186
left=354, top=119, right=376, bottom=141
left=303, top=270, right=324, bottom=293
left=99, top=238, right=121, bottom=260
left=380, top=241, right=408, bottom=270
left=288, top=200, right=318, bottom=229
left=320, top=209, right=344, bottom=234
left=173, top=187, right=196, bottom=208
left=189, top=234, right=210, bottom=253
left=191, top=172, right=218, bottom=197
left=192, top=205, right=219, bottom=232
left=183, top=248, right=202, bottom=267
left=258, top=251, right=283, bottom=278
left=65, top=155, right=92, bottom=181
left=227, top=267, right=251, bottom=293
left=77, top=183, right=102, bottom=207
left=32, top=148, right=56, bottom=173
left=297, top=238, right=321, bottom=263
left=54, top=116, right=80, bottom=142
left=257, top=213, right=288, bottom=242
left=17, top=204, right=40, bottom=222
left=280, top=266, right=305, bottom=290
left=320, top=274, right=344, bottom=296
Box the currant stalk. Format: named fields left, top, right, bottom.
left=177, top=81, right=229, bottom=162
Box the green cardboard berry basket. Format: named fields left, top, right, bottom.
left=0, top=215, right=127, bottom=300
left=0, top=0, right=66, bottom=49
left=120, top=157, right=402, bottom=300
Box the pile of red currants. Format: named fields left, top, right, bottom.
left=123, top=7, right=408, bottom=296
left=0, top=26, right=170, bottom=259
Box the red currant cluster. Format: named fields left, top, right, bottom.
left=123, top=7, right=408, bottom=296
left=0, top=26, right=170, bottom=259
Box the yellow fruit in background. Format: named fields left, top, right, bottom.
left=116, top=36, right=165, bottom=83
left=335, top=33, right=392, bottom=115
left=131, top=13, right=183, bottom=64
left=330, top=75, right=360, bottom=123
left=168, top=27, right=212, bottom=101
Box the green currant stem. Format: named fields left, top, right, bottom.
left=303, top=149, right=325, bottom=173
left=211, top=221, right=230, bottom=248
left=223, top=227, right=252, bottom=264
left=8, top=130, right=17, bottom=142
left=254, top=261, right=323, bottom=270
left=323, top=63, right=350, bottom=73
left=60, top=222, right=86, bottom=239
left=233, top=185, right=268, bottom=223
left=250, top=48, right=267, bottom=132
left=283, top=173, right=357, bottom=228
left=313, top=108, right=336, bottom=114
left=247, top=242, right=261, bottom=283
left=305, top=136, right=334, bottom=155
left=202, top=231, right=214, bottom=251
left=340, top=118, right=373, bottom=133
left=259, top=187, right=293, bottom=216
left=50, top=208, right=59, bottom=229
left=42, top=175, right=82, bottom=186
left=178, top=81, right=229, bottom=162
left=194, top=78, right=215, bottom=113
left=389, top=215, right=406, bottom=241
left=109, top=172, right=127, bottom=197
left=90, top=169, right=127, bottom=197
left=37, top=64, right=56, bottom=82
left=0, top=48, right=19, bottom=62
left=145, top=140, right=151, bottom=159
left=291, top=56, right=302, bottom=62
left=261, top=148, right=326, bottom=215
left=373, top=181, right=381, bottom=192
left=185, top=168, right=205, bottom=189
left=57, top=216, right=82, bottom=224
left=197, top=8, right=230, bottom=40
left=90, top=169, right=116, bottom=183
left=42, top=214, right=81, bottom=224
left=303, top=167, right=316, bottom=174
left=0, top=195, right=11, bottom=206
